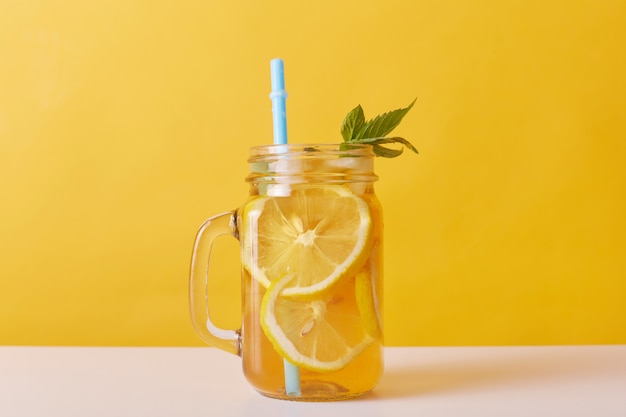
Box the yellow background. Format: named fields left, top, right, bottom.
left=1, top=0, right=625, bottom=346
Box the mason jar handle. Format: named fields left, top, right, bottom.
left=189, top=211, right=241, bottom=356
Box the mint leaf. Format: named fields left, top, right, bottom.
left=373, top=144, right=404, bottom=158
left=354, top=99, right=416, bottom=140
left=348, top=136, right=418, bottom=157
left=340, top=105, right=366, bottom=141
left=341, top=99, right=418, bottom=158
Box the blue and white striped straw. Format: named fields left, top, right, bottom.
left=269, top=58, right=301, bottom=397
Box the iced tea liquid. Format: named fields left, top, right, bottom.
left=239, top=190, right=384, bottom=401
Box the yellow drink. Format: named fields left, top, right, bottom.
left=239, top=186, right=384, bottom=401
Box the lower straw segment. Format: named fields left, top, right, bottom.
left=283, top=358, right=302, bottom=396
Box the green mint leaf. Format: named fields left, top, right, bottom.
left=373, top=144, right=404, bottom=158
left=340, top=99, right=419, bottom=158
left=348, top=137, right=418, bottom=158
left=340, top=104, right=366, bottom=141
left=353, top=98, right=416, bottom=140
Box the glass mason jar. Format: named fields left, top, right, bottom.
left=189, top=143, right=383, bottom=401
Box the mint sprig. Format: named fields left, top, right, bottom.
left=340, top=99, right=418, bottom=157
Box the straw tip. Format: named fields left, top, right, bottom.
left=270, top=57, right=284, bottom=65
left=270, top=58, right=286, bottom=93
left=270, top=59, right=284, bottom=75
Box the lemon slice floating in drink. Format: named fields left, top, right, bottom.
left=260, top=272, right=375, bottom=372
left=355, top=270, right=383, bottom=340
left=241, top=185, right=372, bottom=297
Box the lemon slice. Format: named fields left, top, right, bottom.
left=241, top=185, right=372, bottom=297
left=355, top=271, right=382, bottom=339
left=261, top=272, right=375, bottom=371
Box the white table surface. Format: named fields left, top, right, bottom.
left=1, top=345, right=625, bottom=417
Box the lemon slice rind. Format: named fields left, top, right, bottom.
left=260, top=272, right=375, bottom=372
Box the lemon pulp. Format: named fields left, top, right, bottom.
left=260, top=272, right=375, bottom=372
left=241, top=185, right=372, bottom=297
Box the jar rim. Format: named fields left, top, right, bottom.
left=248, top=143, right=375, bottom=161
left=246, top=143, right=378, bottom=184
